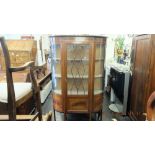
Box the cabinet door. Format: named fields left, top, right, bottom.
left=130, top=35, right=151, bottom=120
left=66, top=44, right=91, bottom=95
left=65, top=43, right=91, bottom=111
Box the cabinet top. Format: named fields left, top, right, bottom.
left=50, top=35, right=107, bottom=38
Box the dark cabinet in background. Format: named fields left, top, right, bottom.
left=130, top=34, right=155, bottom=120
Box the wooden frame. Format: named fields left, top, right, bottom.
left=51, top=36, right=106, bottom=121
left=147, top=92, right=155, bottom=121
left=0, top=37, right=42, bottom=121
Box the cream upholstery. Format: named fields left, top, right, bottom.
left=0, top=83, right=32, bottom=103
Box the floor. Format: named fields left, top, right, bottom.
left=42, top=93, right=131, bottom=121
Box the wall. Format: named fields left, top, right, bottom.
left=105, top=34, right=133, bottom=68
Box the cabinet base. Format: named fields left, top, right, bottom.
left=52, top=93, right=103, bottom=113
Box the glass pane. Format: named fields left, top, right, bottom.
left=96, top=44, right=105, bottom=60
left=67, top=44, right=89, bottom=60
left=94, top=44, right=105, bottom=94
left=50, top=37, right=62, bottom=94
left=0, top=42, right=3, bottom=71
left=95, top=60, right=104, bottom=75
left=67, top=44, right=90, bottom=95
left=55, top=44, right=61, bottom=59
left=94, top=77, right=104, bottom=94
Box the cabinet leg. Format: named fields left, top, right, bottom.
left=100, top=109, right=102, bottom=121
left=96, top=113, right=98, bottom=121
left=89, top=113, right=92, bottom=121
left=97, top=112, right=100, bottom=121
left=97, top=110, right=102, bottom=121
left=64, top=113, right=67, bottom=121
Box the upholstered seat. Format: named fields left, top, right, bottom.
left=0, top=83, right=32, bottom=104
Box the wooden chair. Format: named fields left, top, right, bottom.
left=147, top=92, right=155, bottom=121
left=0, top=37, right=43, bottom=121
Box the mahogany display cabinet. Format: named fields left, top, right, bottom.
left=50, top=35, right=106, bottom=120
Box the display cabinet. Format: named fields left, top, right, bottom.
left=50, top=36, right=106, bottom=120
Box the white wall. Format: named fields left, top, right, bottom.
left=105, top=35, right=116, bottom=67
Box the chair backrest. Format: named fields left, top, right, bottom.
left=147, top=91, right=155, bottom=121
left=0, top=37, right=42, bottom=121
left=0, top=37, right=16, bottom=120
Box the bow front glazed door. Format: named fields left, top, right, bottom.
left=65, top=42, right=91, bottom=113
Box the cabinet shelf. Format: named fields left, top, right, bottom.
left=53, top=58, right=104, bottom=61
left=53, top=89, right=103, bottom=95
left=54, top=74, right=104, bottom=78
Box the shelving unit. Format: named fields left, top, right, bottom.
left=50, top=35, right=106, bottom=120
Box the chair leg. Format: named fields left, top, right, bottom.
left=36, top=92, right=42, bottom=121
left=8, top=99, right=16, bottom=121
left=53, top=109, right=56, bottom=121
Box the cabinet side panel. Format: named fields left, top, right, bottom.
left=130, top=35, right=151, bottom=120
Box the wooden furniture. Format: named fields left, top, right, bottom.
left=21, top=35, right=35, bottom=40
left=0, top=66, right=52, bottom=106
left=50, top=35, right=106, bottom=120
left=26, top=64, right=52, bottom=104
left=38, top=72, right=52, bottom=103
left=129, top=34, right=155, bottom=121
left=0, top=111, right=52, bottom=121
left=0, top=71, right=36, bottom=114
left=0, top=37, right=42, bottom=121
left=147, top=92, right=155, bottom=121
left=0, top=72, right=28, bottom=82
left=0, top=39, right=37, bottom=71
